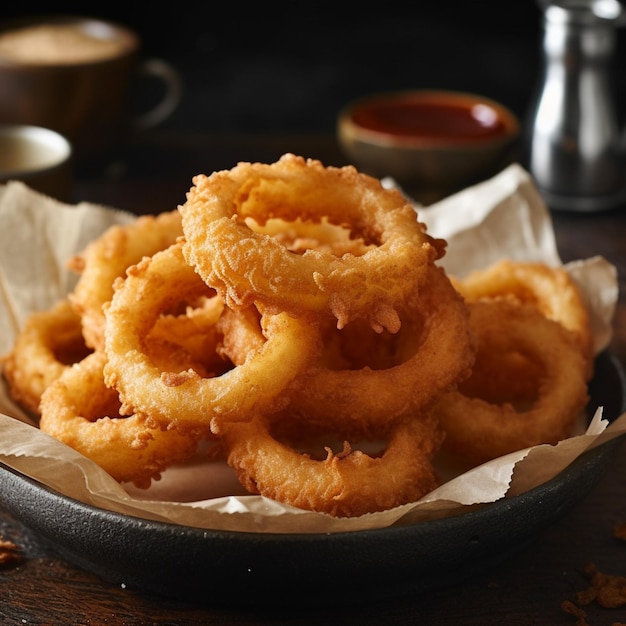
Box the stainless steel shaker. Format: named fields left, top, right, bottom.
left=525, top=0, right=626, bottom=211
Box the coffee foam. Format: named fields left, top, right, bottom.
left=0, top=22, right=132, bottom=64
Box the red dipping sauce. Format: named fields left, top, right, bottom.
left=350, top=94, right=511, bottom=143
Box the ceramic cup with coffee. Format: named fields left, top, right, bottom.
left=0, top=15, right=182, bottom=167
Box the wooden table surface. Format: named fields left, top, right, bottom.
left=1, top=131, right=626, bottom=625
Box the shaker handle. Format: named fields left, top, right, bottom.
left=131, top=58, right=183, bottom=131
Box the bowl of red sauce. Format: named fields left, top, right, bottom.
left=337, top=90, right=521, bottom=203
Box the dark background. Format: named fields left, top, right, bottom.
left=3, top=2, right=626, bottom=137
left=131, top=1, right=544, bottom=134
left=2, top=3, right=548, bottom=134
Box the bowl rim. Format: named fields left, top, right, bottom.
left=337, top=89, right=521, bottom=149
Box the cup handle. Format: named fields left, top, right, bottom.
left=131, top=58, right=183, bottom=131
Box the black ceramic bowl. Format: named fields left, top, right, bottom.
left=0, top=351, right=624, bottom=607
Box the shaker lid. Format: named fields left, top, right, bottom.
left=538, top=0, right=626, bottom=25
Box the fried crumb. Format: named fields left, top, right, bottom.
left=561, top=599, right=588, bottom=626
left=563, top=560, right=626, bottom=623
left=0, top=537, right=23, bottom=567
left=576, top=562, right=626, bottom=609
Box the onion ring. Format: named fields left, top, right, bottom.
left=283, top=267, right=474, bottom=438
left=430, top=298, right=589, bottom=466
left=39, top=351, right=207, bottom=488
left=453, top=259, right=594, bottom=374
left=179, top=153, right=444, bottom=333
left=2, top=299, right=91, bottom=415
left=103, top=242, right=319, bottom=433
left=68, top=210, right=182, bottom=350
left=221, top=412, right=444, bottom=517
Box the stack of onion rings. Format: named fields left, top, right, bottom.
left=1, top=153, right=596, bottom=518
left=173, top=154, right=472, bottom=514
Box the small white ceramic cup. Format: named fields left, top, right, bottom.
left=0, top=124, right=73, bottom=201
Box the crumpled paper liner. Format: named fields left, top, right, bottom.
left=0, top=164, right=624, bottom=534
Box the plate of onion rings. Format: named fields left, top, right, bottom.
left=0, top=156, right=624, bottom=606
left=0, top=351, right=624, bottom=607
